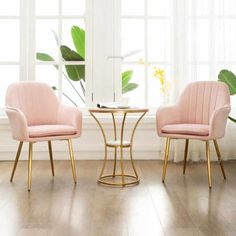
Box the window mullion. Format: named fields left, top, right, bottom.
left=58, top=0, right=62, bottom=100
left=209, top=0, right=215, bottom=81
left=27, top=0, right=35, bottom=81
left=85, top=0, right=94, bottom=106
left=20, top=0, right=28, bottom=81
left=144, top=0, right=148, bottom=107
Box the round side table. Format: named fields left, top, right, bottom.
left=89, top=108, right=149, bottom=187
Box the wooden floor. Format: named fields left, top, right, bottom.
left=0, top=160, right=236, bottom=236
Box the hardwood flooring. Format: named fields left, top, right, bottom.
left=0, top=160, right=236, bottom=236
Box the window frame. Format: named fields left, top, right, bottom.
left=19, top=0, right=93, bottom=110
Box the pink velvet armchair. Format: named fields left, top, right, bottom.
left=156, top=81, right=231, bottom=188
left=6, top=82, right=82, bottom=191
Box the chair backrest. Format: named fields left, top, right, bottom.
left=6, top=82, right=59, bottom=126
left=177, top=81, right=230, bottom=124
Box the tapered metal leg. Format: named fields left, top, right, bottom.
left=28, top=142, right=33, bottom=191
left=162, top=138, right=171, bottom=182
left=48, top=141, right=55, bottom=176
left=183, top=139, right=189, bottom=174
left=10, top=142, right=23, bottom=182
left=213, top=139, right=226, bottom=179
left=205, top=141, right=212, bottom=188
left=68, top=139, right=77, bottom=184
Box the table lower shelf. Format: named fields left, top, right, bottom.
left=106, top=140, right=131, bottom=148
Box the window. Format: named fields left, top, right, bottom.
left=35, top=0, right=87, bottom=107
left=121, top=0, right=173, bottom=108
left=0, top=0, right=89, bottom=112
left=1, top=0, right=236, bottom=113
left=0, top=0, right=20, bottom=108
left=120, top=0, right=236, bottom=110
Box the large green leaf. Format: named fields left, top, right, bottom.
left=65, top=65, right=85, bottom=81
left=122, top=70, right=133, bottom=88
left=71, top=26, right=85, bottom=60
left=122, top=83, right=138, bottom=94
left=60, top=45, right=84, bottom=61
left=218, top=69, right=236, bottom=95
left=60, top=45, right=85, bottom=81
left=36, top=53, right=58, bottom=69
left=36, top=52, right=55, bottom=62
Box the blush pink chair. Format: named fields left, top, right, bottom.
left=5, top=82, right=82, bottom=191
left=156, top=81, right=231, bottom=188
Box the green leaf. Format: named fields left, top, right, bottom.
left=122, top=83, right=138, bottom=94
left=122, top=70, right=133, bottom=88
left=71, top=26, right=85, bottom=60
left=36, top=52, right=58, bottom=69
left=60, top=45, right=85, bottom=81
left=228, top=116, right=236, bottom=123
left=65, top=65, right=85, bottom=81
left=60, top=45, right=84, bottom=61
left=218, top=69, right=236, bottom=95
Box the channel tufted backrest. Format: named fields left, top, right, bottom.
left=6, top=82, right=59, bottom=126
left=177, top=81, right=230, bottom=125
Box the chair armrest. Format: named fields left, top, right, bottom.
left=5, top=107, right=29, bottom=141
left=209, top=105, right=231, bottom=139
left=57, top=104, right=82, bottom=136
left=156, top=105, right=182, bottom=136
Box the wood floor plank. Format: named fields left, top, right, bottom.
left=0, top=160, right=235, bottom=236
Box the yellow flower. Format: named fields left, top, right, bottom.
left=152, top=67, right=170, bottom=94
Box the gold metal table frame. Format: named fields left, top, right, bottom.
left=89, top=108, right=148, bottom=187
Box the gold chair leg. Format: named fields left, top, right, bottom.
left=183, top=139, right=189, bottom=174
left=213, top=140, right=226, bottom=179
left=68, top=139, right=77, bottom=184
left=28, top=142, right=33, bottom=191
left=205, top=141, right=212, bottom=189
left=48, top=141, right=55, bottom=176
left=162, top=138, right=171, bottom=182
left=10, top=141, right=23, bottom=182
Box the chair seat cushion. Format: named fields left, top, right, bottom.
left=28, top=125, right=77, bottom=138
left=161, top=123, right=209, bottom=136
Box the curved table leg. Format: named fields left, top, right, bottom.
left=129, top=112, right=147, bottom=179
left=112, top=113, right=117, bottom=177
left=120, top=113, right=127, bottom=186
left=90, top=110, right=147, bottom=187
left=89, top=112, right=108, bottom=179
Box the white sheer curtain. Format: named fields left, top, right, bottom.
left=169, top=0, right=236, bottom=162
